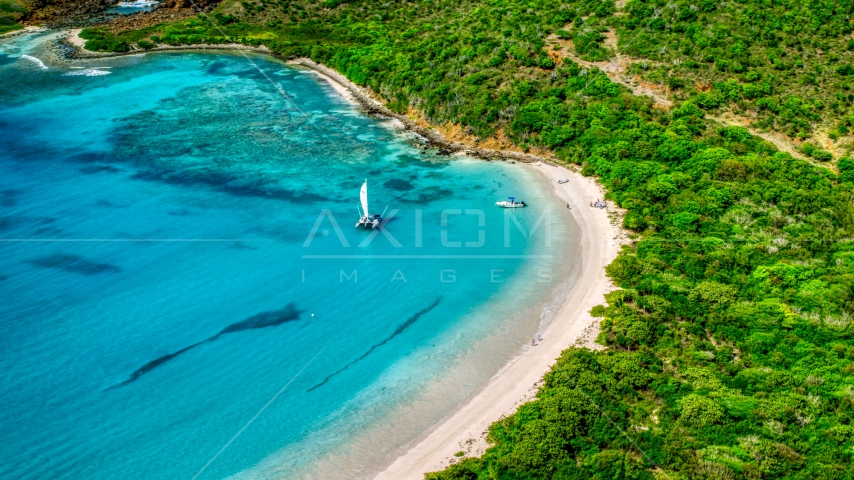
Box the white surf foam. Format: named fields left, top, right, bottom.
left=20, top=55, right=48, bottom=70
left=64, top=68, right=111, bottom=77
left=116, top=0, right=158, bottom=6
left=385, top=118, right=406, bottom=130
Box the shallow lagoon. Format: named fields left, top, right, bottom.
left=0, top=33, right=579, bottom=479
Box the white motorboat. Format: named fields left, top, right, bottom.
left=557, top=179, right=569, bottom=184
left=495, top=196, right=526, bottom=208
left=356, top=180, right=384, bottom=228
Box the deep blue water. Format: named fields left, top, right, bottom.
left=0, top=33, right=578, bottom=479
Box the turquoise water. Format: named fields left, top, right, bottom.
left=0, top=33, right=578, bottom=479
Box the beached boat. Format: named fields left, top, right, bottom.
left=557, top=179, right=569, bottom=184
left=356, top=180, right=384, bottom=228
left=495, top=196, right=526, bottom=208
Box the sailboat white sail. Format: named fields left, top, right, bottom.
left=356, top=180, right=383, bottom=229
left=360, top=181, right=369, bottom=217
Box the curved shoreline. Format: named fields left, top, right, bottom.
left=374, top=164, right=625, bottom=478
left=283, top=55, right=627, bottom=479
left=62, top=28, right=273, bottom=58
left=286, top=57, right=555, bottom=165
left=54, top=33, right=628, bottom=478
left=58, top=30, right=564, bottom=163
left=1, top=26, right=47, bottom=38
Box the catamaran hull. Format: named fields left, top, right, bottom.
left=356, top=216, right=381, bottom=229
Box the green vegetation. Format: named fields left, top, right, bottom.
left=610, top=0, right=854, bottom=143
left=78, top=27, right=131, bottom=52
left=428, top=126, right=854, bottom=478
left=79, top=25, right=168, bottom=52
left=80, top=0, right=854, bottom=156
left=0, top=0, right=27, bottom=34
left=69, top=0, right=854, bottom=477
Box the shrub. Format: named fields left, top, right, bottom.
left=678, top=394, right=725, bottom=427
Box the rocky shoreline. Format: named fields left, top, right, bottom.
left=55, top=30, right=553, bottom=165
left=24, top=0, right=217, bottom=29
left=25, top=0, right=113, bottom=28
left=63, top=29, right=272, bottom=59
left=286, top=57, right=550, bottom=164
left=0, top=25, right=47, bottom=38
left=96, top=3, right=216, bottom=33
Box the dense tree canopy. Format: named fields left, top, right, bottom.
left=612, top=0, right=854, bottom=142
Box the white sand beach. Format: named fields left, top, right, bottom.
left=67, top=28, right=86, bottom=48
left=287, top=60, right=358, bottom=104
left=374, top=162, right=625, bottom=479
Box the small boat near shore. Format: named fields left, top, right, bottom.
left=557, top=179, right=569, bottom=184
left=495, top=196, right=526, bottom=208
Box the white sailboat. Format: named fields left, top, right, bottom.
left=356, top=180, right=384, bottom=229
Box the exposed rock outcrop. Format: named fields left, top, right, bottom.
left=23, top=0, right=221, bottom=29
left=25, top=0, right=114, bottom=27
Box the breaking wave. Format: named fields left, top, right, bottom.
left=20, top=55, right=48, bottom=70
